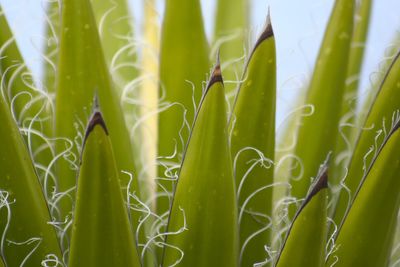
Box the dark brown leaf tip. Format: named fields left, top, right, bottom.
left=309, top=166, right=328, bottom=198
left=86, top=93, right=108, bottom=137
left=301, top=162, right=329, bottom=209
left=289, top=154, right=329, bottom=222
left=84, top=111, right=109, bottom=142
left=254, top=9, right=274, bottom=50
left=289, top=163, right=328, bottom=223
left=80, top=110, right=109, bottom=163
left=206, top=51, right=223, bottom=92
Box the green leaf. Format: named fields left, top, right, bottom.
left=330, top=0, right=372, bottom=191
left=272, top=82, right=309, bottom=251
left=290, top=0, right=355, bottom=210
left=0, top=6, right=53, bottom=166
left=163, top=61, right=238, bottom=267
left=90, top=2, right=157, bottom=231
left=275, top=165, right=328, bottom=267
left=90, top=3, right=152, bottom=246
left=43, top=0, right=60, bottom=96
left=0, top=91, right=61, bottom=265
left=333, top=50, right=400, bottom=226
left=214, top=0, right=248, bottom=100
left=343, top=0, right=372, bottom=106
left=229, top=17, right=276, bottom=266
left=0, top=6, right=38, bottom=116
left=157, top=0, right=210, bottom=215
left=91, top=0, right=139, bottom=151
left=357, top=30, right=400, bottom=127
left=55, top=0, right=139, bottom=230
left=327, top=119, right=400, bottom=267
left=68, top=111, right=140, bottom=267
left=91, top=0, right=137, bottom=92
left=44, top=0, right=137, bottom=95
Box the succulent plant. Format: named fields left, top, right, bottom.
left=0, top=0, right=399, bottom=266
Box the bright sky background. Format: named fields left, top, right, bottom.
left=1, top=0, right=399, bottom=127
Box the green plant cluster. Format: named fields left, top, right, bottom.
left=0, top=0, right=399, bottom=266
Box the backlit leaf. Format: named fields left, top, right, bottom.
left=163, top=61, right=238, bottom=267
left=229, top=16, right=276, bottom=266
left=275, top=164, right=328, bottom=267
left=68, top=110, right=141, bottom=266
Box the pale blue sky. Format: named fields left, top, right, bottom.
left=1, top=0, right=399, bottom=126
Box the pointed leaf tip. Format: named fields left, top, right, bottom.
left=254, top=10, right=274, bottom=49
left=206, top=55, right=223, bottom=91
left=216, top=48, right=221, bottom=67
left=309, top=166, right=328, bottom=198
left=84, top=111, right=109, bottom=144
left=300, top=163, right=329, bottom=210
left=93, top=91, right=100, bottom=110
left=267, top=6, right=271, bottom=23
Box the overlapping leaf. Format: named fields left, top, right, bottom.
left=163, top=61, right=238, bottom=267
left=327, top=118, right=400, bottom=267
left=333, top=50, right=400, bottom=226
left=0, top=89, right=61, bottom=266
left=0, top=6, right=53, bottom=168
left=275, top=165, right=328, bottom=267
left=55, top=0, right=139, bottom=233
left=330, top=0, right=372, bottom=191
left=157, top=0, right=210, bottom=216
left=68, top=110, right=140, bottom=266
left=290, top=0, right=354, bottom=213
left=214, top=0, right=248, bottom=101
left=229, top=16, right=276, bottom=266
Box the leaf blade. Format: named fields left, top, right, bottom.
left=157, top=0, right=210, bottom=215
left=275, top=165, right=328, bottom=267
left=55, top=0, right=139, bottom=232
left=327, top=119, right=400, bottom=267
left=229, top=18, right=276, bottom=266
left=330, top=0, right=373, bottom=187
left=214, top=0, right=248, bottom=100
left=290, top=0, right=355, bottom=209
left=333, top=50, right=400, bottom=226
left=0, top=90, right=61, bottom=266
left=0, top=6, right=53, bottom=166
left=163, top=62, right=238, bottom=267
left=68, top=111, right=140, bottom=267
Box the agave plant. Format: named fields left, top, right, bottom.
left=0, top=0, right=399, bottom=266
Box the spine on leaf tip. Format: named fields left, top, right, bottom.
left=206, top=52, right=223, bottom=91
left=191, top=53, right=224, bottom=131
left=254, top=11, right=274, bottom=50
left=301, top=164, right=329, bottom=209
left=82, top=95, right=108, bottom=149
left=84, top=111, right=109, bottom=142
